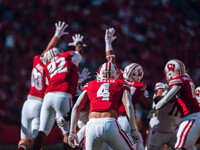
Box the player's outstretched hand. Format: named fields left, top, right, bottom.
left=131, top=129, right=140, bottom=144
left=68, top=34, right=87, bottom=47
left=56, top=116, right=67, bottom=128
left=78, top=68, right=91, bottom=83
left=105, top=28, right=117, bottom=44
left=54, top=21, right=69, bottom=38
left=68, top=132, right=79, bottom=148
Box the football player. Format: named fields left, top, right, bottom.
left=18, top=21, right=68, bottom=150
left=32, top=33, right=85, bottom=150
left=147, top=82, right=181, bottom=150
left=68, top=62, right=139, bottom=150
left=104, top=28, right=151, bottom=150
left=153, top=59, right=200, bottom=150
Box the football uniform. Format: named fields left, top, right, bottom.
left=147, top=82, right=180, bottom=150
left=20, top=55, right=45, bottom=139
left=118, top=80, right=147, bottom=150
left=169, top=75, right=200, bottom=149
left=82, top=79, right=135, bottom=150
left=39, top=51, right=81, bottom=135
left=147, top=100, right=180, bottom=150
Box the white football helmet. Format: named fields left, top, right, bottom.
left=195, top=87, right=200, bottom=103
left=123, top=63, right=144, bottom=82
left=164, top=59, right=186, bottom=81
left=97, top=62, right=119, bottom=80
left=43, top=47, right=63, bottom=64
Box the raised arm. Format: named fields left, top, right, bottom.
left=122, top=90, right=139, bottom=143
left=41, top=21, right=68, bottom=56
left=105, top=28, right=117, bottom=65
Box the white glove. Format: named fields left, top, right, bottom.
left=68, top=34, right=86, bottom=47
left=78, top=68, right=91, bottom=83
left=105, top=28, right=117, bottom=44
left=54, top=21, right=69, bottom=38
left=56, top=116, right=67, bottom=128
left=68, top=132, right=79, bottom=148
left=131, top=129, right=140, bottom=144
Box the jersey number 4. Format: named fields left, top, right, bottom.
left=97, top=83, right=110, bottom=101
left=47, top=57, right=67, bottom=78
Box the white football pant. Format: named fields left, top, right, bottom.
left=20, top=99, right=42, bottom=139
left=39, top=92, right=73, bottom=135
left=85, top=117, right=134, bottom=150
left=118, top=115, right=144, bottom=150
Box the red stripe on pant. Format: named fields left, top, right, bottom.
left=181, top=120, right=195, bottom=148
left=177, top=120, right=191, bottom=148
left=115, top=120, right=134, bottom=150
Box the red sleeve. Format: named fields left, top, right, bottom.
left=82, top=83, right=89, bottom=91
left=169, top=77, right=183, bottom=87
left=123, top=80, right=131, bottom=93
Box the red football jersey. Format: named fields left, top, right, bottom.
left=28, top=55, right=46, bottom=99
left=45, top=51, right=78, bottom=97
left=169, top=75, right=200, bottom=117
left=118, top=80, right=147, bottom=115
left=82, top=79, right=130, bottom=113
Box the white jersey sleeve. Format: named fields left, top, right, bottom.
left=71, top=51, right=82, bottom=66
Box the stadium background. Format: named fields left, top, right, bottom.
left=1, top=0, right=200, bottom=149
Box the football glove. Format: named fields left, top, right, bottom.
left=54, top=21, right=69, bottom=38
left=68, top=34, right=86, bottom=47
left=68, top=132, right=79, bottom=148
left=105, top=28, right=117, bottom=44
left=131, top=129, right=140, bottom=144
left=78, top=68, right=91, bottom=83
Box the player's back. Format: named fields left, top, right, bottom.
left=169, top=75, right=200, bottom=117
left=45, top=51, right=78, bottom=96
left=28, top=55, right=46, bottom=99
left=83, top=79, right=130, bottom=113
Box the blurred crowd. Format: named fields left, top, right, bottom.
left=0, top=0, right=200, bottom=129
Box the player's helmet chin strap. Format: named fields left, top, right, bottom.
left=155, top=85, right=181, bottom=110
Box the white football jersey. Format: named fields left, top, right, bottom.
left=150, top=101, right=180, bottom=133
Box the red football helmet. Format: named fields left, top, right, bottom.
left=97, top=62, right=119, bottom=80
left=123, top=63, right=144, bottom=82
left=42, top=47, right=63, bottom=64
left=164, top=59, right=186, bottom=81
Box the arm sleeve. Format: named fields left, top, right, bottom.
left=71, top=51, right=82, bottom=66
left=123, top=90, right=136, bottom=130
left=70, top=90, right=88, bottom=133
left=155, top=85, right=181, bottom=110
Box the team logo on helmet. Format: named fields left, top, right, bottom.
left=195, top=87, right=200, bottom=103
left=123, top=63, right=144, bottom=82
left=164, top=59, right=186, bottom=81
left=97, top=62, right=119, bottom=80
